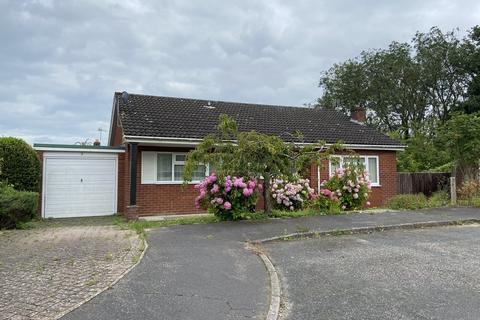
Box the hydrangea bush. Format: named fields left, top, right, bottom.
left=195, top=173, right=260, bottom=220
left=270, top=177, right=316, bottom=211
left=320, top=167, right=371, bottom=210
left=313, top=188, right=341, bottom=214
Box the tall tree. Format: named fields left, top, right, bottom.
left=414, top=27, right=470, bottom=122
left=318, top=27, right=473, bottom=171
left=436, top=112, right=480, bottom=182
left=458, top=26, right=480, bottom=114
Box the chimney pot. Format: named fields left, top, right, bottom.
left=351, top=106, right=366, bottom=123
left=121, top=91, right=129, bottom=104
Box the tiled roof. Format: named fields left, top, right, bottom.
left=115, top=92, right=401, bottom=146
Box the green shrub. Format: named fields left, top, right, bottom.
left=428, top=190, right=450, bottom=207
left=311, top=193, right=342, bottom=214
left=321, top=165, right=371, bottom=210
left=387, top=193, right=429, bottom=210
left=0, top=183, right=38, bottom=229
left=270, top=177, right=316, bottom=211
left=0, top=137, right=40, bottom=192
left=195, top=174, right=260, bottom=220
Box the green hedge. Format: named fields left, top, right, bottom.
left=0, top=137, right=40, bottom=192
left=0, top=183, right=38, bottom=229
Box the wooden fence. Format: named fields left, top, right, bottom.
left=397, top=172, right=451, bottom=196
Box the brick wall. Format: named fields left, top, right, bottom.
left=118, top=146, right=398, bottom=216
left=117, top=145, right=206, bottom=216
left=304, top=150, right=397, bottom=207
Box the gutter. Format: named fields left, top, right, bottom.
left=34, top=144, right=125, bottom=153
left=123, top=135, right=405, bottom=151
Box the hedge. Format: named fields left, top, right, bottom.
left=0, top=183, right=38, bottom=229
left=0, top=137, right=40, bottom=192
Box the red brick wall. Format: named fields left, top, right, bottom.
left=304, top=150, right=398, bottom=207
left=112, top=124, right=123, bottom=146
left=117, top=146, right=206, bottom=216
left=118, top=147, right=398, bottom=215
left=110, top=106, right=124, bottom=146
left=38, top=146, right=398, bottom=217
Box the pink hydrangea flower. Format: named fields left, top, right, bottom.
left=211, top=184, right=219, bottom=193
left=242, top=188, right=253, bottom=197
left=223, top=201, right=232, bottom=210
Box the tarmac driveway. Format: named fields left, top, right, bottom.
left=264, top=224, right=480, bottom=320
left=62, top=207, right=480, bottom=320
left=64, top=225, right=270, bottom=320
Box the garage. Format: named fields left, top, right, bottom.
left=35, top=145, right=125, bottom=218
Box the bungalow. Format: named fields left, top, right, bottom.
left=34, top=92, right=403, bottom=218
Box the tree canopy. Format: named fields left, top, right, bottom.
left=436, top=112, right=480, bottom=180
left=183, top=114, right=341, bottom=213
left=318, top=26, right=480, bottom=173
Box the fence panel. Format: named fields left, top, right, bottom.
left=397, top=172, right=450, bottom=196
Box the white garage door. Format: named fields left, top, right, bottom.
left=43, top=153, right=118, bottom=218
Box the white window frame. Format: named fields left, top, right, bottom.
left=154, top=152, right=209, bottom=184
left=328, top=155, right=380, bottom=187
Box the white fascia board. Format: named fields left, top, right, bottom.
left=34, top=147, right=125, bottom=153
left=124, top=135, right=404, bottom=151
left=124, top=135, right=204, bottom=142
left=335, top=144, right=405, bottom=151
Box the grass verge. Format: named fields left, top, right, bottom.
left=14, top=207, right=391, bottom=234
left=113, top=215, right=221, bottom=237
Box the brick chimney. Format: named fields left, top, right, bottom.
left=351, top=106, right=366, bottom=123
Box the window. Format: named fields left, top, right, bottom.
left=329, top=155, right=379, bottom=186
left=149, top=152, right=209, bottom=183
left=157, top=154, right=172, bottom=181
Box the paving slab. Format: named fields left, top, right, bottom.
left=0, top=225, right=142, bottom=320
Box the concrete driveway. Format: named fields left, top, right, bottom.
left=264, top=225, right=480, bottom=320
left=62, top=207, right=480, bottom=320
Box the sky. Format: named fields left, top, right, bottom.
left=1, top=0, right=479, bottom=145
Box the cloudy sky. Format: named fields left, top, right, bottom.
left=1, top=0, right=479, bottom=145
